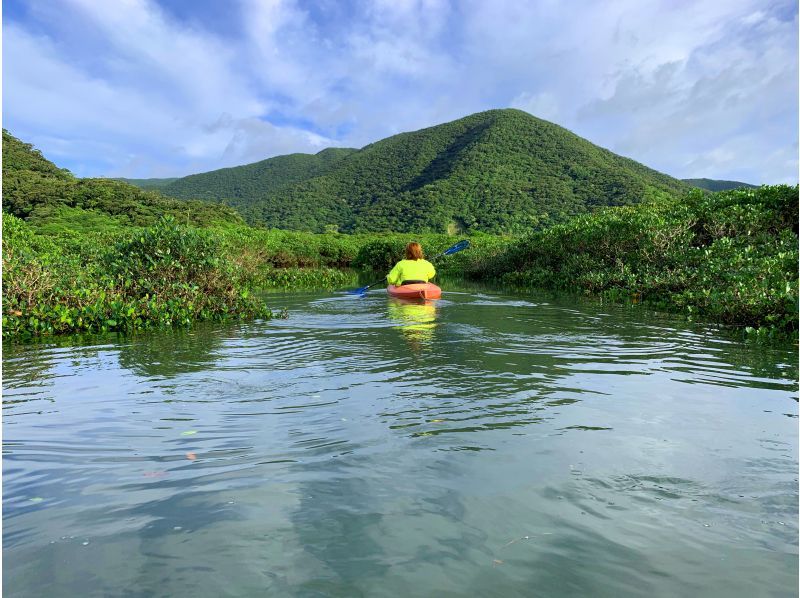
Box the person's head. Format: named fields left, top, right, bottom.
left=405, top=242, right=424, bottom=260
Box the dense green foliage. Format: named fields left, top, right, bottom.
left=134, top=109, right=688, bottom=233
left=2, top=130, right=243, bottom=227
left=1, top=207, right=507, bottom=339
left=476, top=186, right=798, bottom=334
left=3, top=128, right=793, bottom=339
left=682, top=178, right=758, bottom=192
left=2, top=130, right=74, bottom=179
left=114, top=177, right=179, bottom=190
left=154, top=148, right=357, bottom=205
left=258, top=267, right=356, bottom=290
left=26, top=205, right=129, bottom=235
left=214, top=227, right=363, bottom=268
left=2, top=215, right=278, bottom=338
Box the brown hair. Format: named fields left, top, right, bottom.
left=405, top=242, right=424, bottom=260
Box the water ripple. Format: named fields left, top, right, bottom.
left=2, top=287, right=797, bottom=597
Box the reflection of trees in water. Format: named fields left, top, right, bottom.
left=286, top=446, right=480, bottom=594
left=5, top=322, right=234, bottom=389
left=442, top=281, right=800, bottom=386
left=3, top=342, right=59, bottom=393
left=708, top=336, right=798, bottom=390
left=3, top=334, right=126, bottom=400
left=116, top=325, right=224, bottom=378
left=372, top=292, right=800, bottom=444
left=288, top=469, right=390, bottom=593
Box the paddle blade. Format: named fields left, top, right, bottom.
left=443, top=239, right=470, bottom=255
left=349, top=278, right=384, bottom=294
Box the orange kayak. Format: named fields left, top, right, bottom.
left=387, top=283, right=442, bottom=300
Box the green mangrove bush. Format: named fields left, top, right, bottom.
left=3, top=215, right=275, bottom=339
left=479, top=186, right=798, bottom=334
left=259, top=267, right=357, bottom=290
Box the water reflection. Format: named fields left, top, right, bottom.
left=2, top=286, right=797, bottom=597
left=386, top=298, right=438, bottom=352
left=116, top=326, right=224, bottom=378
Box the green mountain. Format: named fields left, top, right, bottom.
left=2, top=130, right=243, bottom=228
left=682, top=178, right=758, bottom=192
left=115, top=177, right=179, bottom=190
left=131, top=109, right=689, bottom=233
left=156, top=147, right=357, bottom=204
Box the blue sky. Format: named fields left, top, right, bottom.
left=3, top=0, right=798, bottom=183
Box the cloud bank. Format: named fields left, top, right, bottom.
left=3, top=0, right=797, bottom=183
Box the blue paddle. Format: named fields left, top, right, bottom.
left=350, top=239, right=470, bottom=295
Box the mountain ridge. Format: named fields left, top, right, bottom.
left=125, top=109, right=690, bottom=233
left=681, top=178, right=758, bottom=192
left=1, top=129, right=243, bottom=228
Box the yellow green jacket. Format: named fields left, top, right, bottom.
left=386, top=259, right=436, bottom=285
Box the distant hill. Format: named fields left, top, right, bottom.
left=115, top=177, right=179, bottom=190
left=2, top=130, right=243, bottom=228
left=156, top=147, right=357, bottom=204
left=130, top=109, right=689, bottom=233
left=682, top=178, right=758, bottom=192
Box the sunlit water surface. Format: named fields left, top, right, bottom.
left=3, top=287, right=798, bottom=597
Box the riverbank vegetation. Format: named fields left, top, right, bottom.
left=2, top=215, right=279, bottom=338
left=3, top=130, right=795, bottom=340
left=4, top=185, right=796, bottom=339
left=352, top=185, right=798, bottom=336
left=486, top=185, right=798, bottom=335
left=1, top=206, right=511, bottom=338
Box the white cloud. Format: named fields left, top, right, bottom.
left=242, top=0, right=325, bottom=99
left=577, top=2, right=798, bottom=182
left=3, top=0, right=797, bottom=183
left=212, top=115, right=331, bottom=162
left=3, top=0, right=334, bottom=177
left=511, top=91, right=560, bottom=123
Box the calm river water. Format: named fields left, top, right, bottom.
left=3, top=287, right=798, bottom=597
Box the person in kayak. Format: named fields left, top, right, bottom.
left=387, top=242, right=436, bottom=286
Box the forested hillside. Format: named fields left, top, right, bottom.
left=132, top=109, right=689, bottom=233
left=115, top=177, right=179, bottom=190
left=2, top=130, right=243, bottom=228
left=155, top=147, right=357, bottom=204
left=682, top=178, right=758, bottom=192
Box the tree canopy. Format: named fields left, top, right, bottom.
left=682, top=178, right=758, bottom=192
left=130, top=109, right=690, bottom=233
left=2, top=130, right=243, bottom=228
